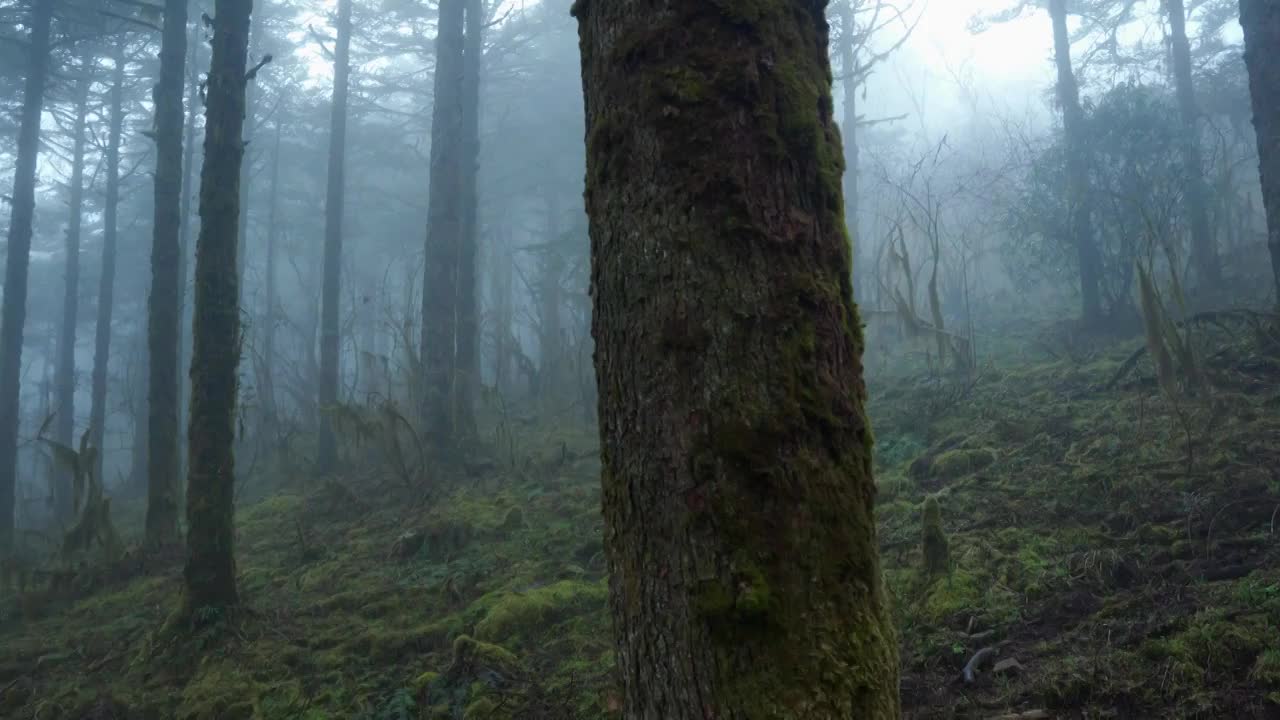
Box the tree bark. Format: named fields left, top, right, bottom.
left=91, top=50, right=128, bottom=486
left=455, top=0, right=483, bottom=440
left=1050, top=0, right=1104, bottom=326
left=573, top=2, right=900, bottom=717
left=53, top=64, right=92, bottom=519
left=1166, top=0, right=1221, bottom=289
left=317, top=0, right=353, bottom=475
left=421, top=0, right=465, bottom=450
left=177, top=19, right=202, bottom=490
left=182, top=0, right=254, bottom=619
left=0, top=0, right=53, bottom=551
left=837, top=1, right=861, bottom=304
left=1240, top=0, right=1280, bottom=306
left=147, top=0, right=190, bottom=547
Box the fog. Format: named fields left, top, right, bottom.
left=0, top=0, right=1276, bottom=716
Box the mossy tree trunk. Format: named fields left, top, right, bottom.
left=421, top=0, right=465, bottom=451
left=317, top=0, right=353, bottom=475
left=836, top=0, right=862, bottom=304
left=573, top=2, right=901, bottom=717
left=1050, top=0, right=1104, bottom=327
left=182, top=0, right=254, bottom=619
left=91, top=49, right=128, bottom=486
left=53, top=63, right=92, bottom=520
left=0, top=0, right=53, bottom=551
left=1240, top=0, right=1280, bottom=307
left=146, top=0, right=190, bottom=547
left=1166, top=0, right=1220, bottom=290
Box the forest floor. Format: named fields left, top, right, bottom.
left=1, top=316, right=1279, bottom=719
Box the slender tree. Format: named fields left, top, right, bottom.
left=420, top=0, right=465, bottom=450
left=0, top=0, right=54, bottom=551
left=177, top=19, right=202, bottom=484
left=146, top=0, right=189, bottom=547
left=573, top=1, right=900, bottom=717
left=1050, top=0, right=1104, bottom=326
left=1240, top=0, right=1279, bottom=305
left=182, top=0, right=255, bottom=620
left=261, top=120, right=282, bottom=430
left=53, top=60, right=92, bottom=520
left=90, top=47, right=128, bottom=486
left=454, top=0, right=482, bottom=439
left=1165, top=0, right=1221, bottom=288
left=317, top=0, right=353, bottom=474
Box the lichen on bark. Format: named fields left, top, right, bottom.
left=575, top=1, right=900, bottom=717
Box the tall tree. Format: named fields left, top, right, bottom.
left=1240, top=0, right=1279, bottom=305
left=1165, top=0, right=1221, bottom=288
left=260, top=120, right=282, bottom=431
left=0, top=0, right=54, bottom=551
left=1050, top=0, right=1104, bottom=326
left=454, top=0, right=482, bottom=439
left=146, top=0, right=189, bottom=547
left=573, top=1, right=900, bottom=717
left=53, top=58, right=92, bottom=521
left=177, top=19, right=202, bottom=485
left=420, top=0, right=464, bottom=450
left=91, top=47, right=128, bottom=488
left=182, top=0, right=255, bottom=620
left=317, top=0, right=353, bottom=474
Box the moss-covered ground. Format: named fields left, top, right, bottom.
left=2, top=320, right=1278, bottom=718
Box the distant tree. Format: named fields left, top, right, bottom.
left=181, top=0, right=255, bottom=621
left=1239, top=0, right=1280, bottom=306
left=573, top=1, right=900, bottom=717
left=0, top=0, right=54, bottom=551
left=52, top=52, right=93, bottom=522
left=145, top=0, right=189, bottom=548
left=1164, top=0, right=1221, bottom=289
left=420, top=0, right=464, bottom=451
left=317, top=0, right=353, bottom=475
left=454, top=0, right=483, bottom=439
left=90, top=44, right=129, bottom=487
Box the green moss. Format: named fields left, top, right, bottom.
left=1253, top=649, right=1280, bottom=685
left=472, top=580, right=605, bottom=645
left=921, top=495, right=950, bottom=579
left=929, top=448, right=996, bottom=478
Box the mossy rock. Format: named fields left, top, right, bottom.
left=448, top=635, right=522, bottom=684
left=473, top=580, right=607, bottom=645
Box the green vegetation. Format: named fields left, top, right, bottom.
left=1, top=322, right=1278, bottom=718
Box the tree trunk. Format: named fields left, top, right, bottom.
left=573, top=2, right=901, bottom=717
left=0, top=0, right=53, bottom=551
left=237, top=21, right=263, bottom=298
left=182, top=0, right=253, bottom=619
left=838, top=1, right=861, bottom=304
left=1166, top=0, right=1221, bottom=289
left=1240, top=0, right=1280, bottom=306
left=454, top=0, right=483, bottom=440
left=317, top=0, right=353, bottom=475
left=261, top=121, right=281, bottom=432
left=91, top=50, right=128, bottom=486
left=177, top=19, right=202, bottom=491
left=147, top=0, right=190, bottom=547
left=421, top=0, right=465, bottom=450
left=538, top=191, right=563, bottom=410
left=1050, top=0, right=1104, bottom=326
left=53, top=65, right=92, bottom=519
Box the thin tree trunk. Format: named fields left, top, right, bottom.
left=146, top=0, right=190, bottom=547
left=1239, top=0, right=1280, bottom=306
left=0, top=0, right=53, bottom=551
left=1166, top=0, right=1221, bottom=289
left=91, top=50, right=128, bottom=486
left=182, top=0, right=253, bottom=620
left=262, top=121, right=281, bottom=431
left=573, top=2, right=901, bottom=717
left=455, top=0, right=482, bottom=440
left=237, top=20, right=263, bottom=298
left=317, top=0, right=353, bottom=474
left=1050, top=0, right=1104, bottom=326
left=538, top=191, right=563, bottom=409
left=53, top=64, right=92, bottom=520
left=421, top=0, right=465, bottom=451
left=178, top=19, right=201, bottom=490
left=838, top=1, right=861, bottom=304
